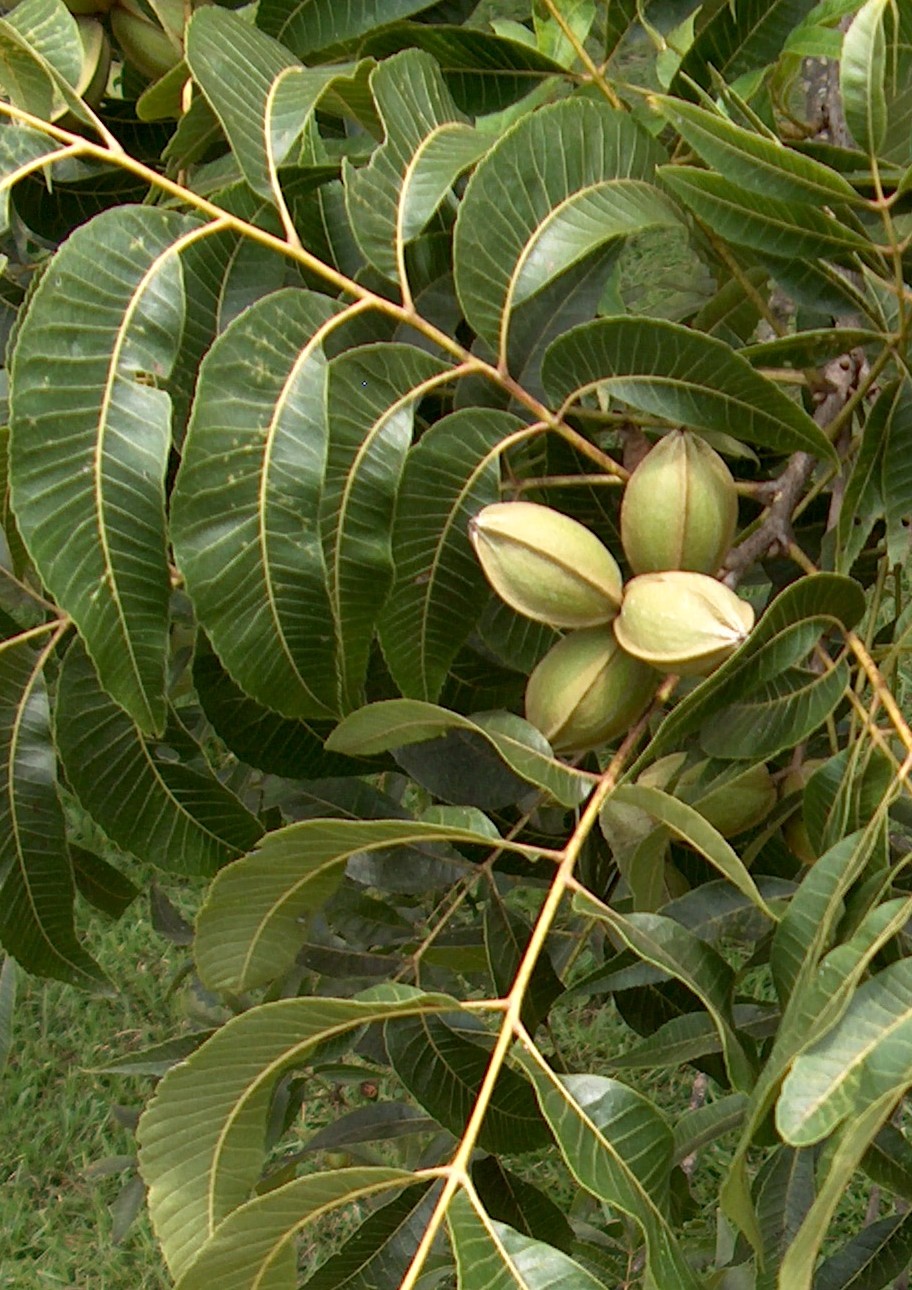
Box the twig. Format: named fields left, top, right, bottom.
left=723, top=349, right=866, bottom=585
left=680, top=1071, right=709, bottom=1180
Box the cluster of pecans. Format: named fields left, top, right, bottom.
left=469, top=430, right=754, bottom=755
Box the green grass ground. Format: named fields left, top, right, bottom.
left=1, top=884, right=184, bottom=1290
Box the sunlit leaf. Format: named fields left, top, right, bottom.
left=840, top=0, right=891, bottom=156
left=173, top=289, right=352, bottom=719
left=174, top=1167, right=416, bottom=1290
left=0, top=0, right=100, bottom=126
left=344, top=49, right=487, bottom=289
left=321, top=343, right=454, bottom=710
left=454, top=98, right=674, bottom=362
left=542, top=316, right=838, bottom=462
left=519, top=1059, right=700, bottom=1288
left=195, top=817, right=513, bottom=992
left=778, top=955, right=912, bottom=1146
left=258, top=0, right=438, bottom=60
left=10, top=206, right=203, bottom=733
left=448, top=1188, right=607, bottom=1289
left=379, top=408, right=526, bottom=701
left=326, top=699, right=594, bottom=807
left=138, top=989, right=457, bottom=1279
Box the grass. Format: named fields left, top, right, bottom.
left=0, top=872, right=191, bottom=1290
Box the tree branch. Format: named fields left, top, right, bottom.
left=723, top=349, right=866, bottom=584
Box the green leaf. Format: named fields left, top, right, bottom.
left=519, top=1061, right=701, bottom=1288
left=195, top=817, right=516, bottom=992
left=321, top=343, right=454, bottom=710
left=71, top=846, right=139, bottom=920
left=840, top=0, right=891, bottom=156
left=542, top=317, right=838, bottom=462
left=699, top=660, right=850, bottom=761
left=325, top=699, right=594, bottom=807
left=638, top=574, right=865, bottom=768
left=173, top=1167, right=417, bottom=1290
left=471, top=1158, right=574, bottom=1254
left=672, top=1092, right=747, bottom=1164
left=753, top=1146, right=816, bottom=1290
left=361, top=24, right=567, bottom=116
left=778, top=954, right=912, bottom=1146
left=723, top=837, right=904, bottom=1251
left=815, top=1211, right=912, bottom=1290
left=9, top=206, right=202, bottom=734
left=604, top=0, right=638, bottom=63
left=379, top=409, right=524, bottom=701
left=777, top=1091, right=899, bottom=1290
left=652, top=93, right=863, bottom=205
left=8, top=0, right=82, bottom=87
left=0, top=0, right=99, bottom=127
left=170, top=186, right=298, bottom=439
left=258, top=0, right=438, bottom=61
left=608, top=1010, right=737, bottom=1070
left=837, top=382, right=889, bottom=573
left=387, top=1013, right=550, bottom=1153
left=0, top=953, right=16, bottom=1074
left=659, top=166, right=873, bottom=261
left=454, top=98, right=674, bottom=361
left=192, top=645, right=364, bottom=780
left=484, top=892, right=563, bottom=1034
left=770, top=830, right=895, bottom=1006
left=0, top=630, right=107, bottom=988
left=172, top=289, right=349, bottom=719
left=138, top=989, right=456, bottom=1280
left=574, top=892, right=754, bottom=1090
left=300, top=1179, right=441, bottom=1290
left=478, top=600, right=559, bottom=676
left=55, top=641, right=261, bottom=878
left=606, top=785, right=776, bottom=919
left=741, top=328, right=882, bottom=369
left=880, top=377, right=912, bottom=568
left=448, top=1189, right=608, bottom=1289
left=344, top=50, right=487, bottom=287
left=675, top=0, right=820, bottom=93
left=186, top=8, right=364, bottom=205
left=0, top=124, right=68, bottom=233
left=861, top=1122, right=912, bottom=1202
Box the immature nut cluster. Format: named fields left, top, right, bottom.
left=470, top=434, right=750, bottom=754
left=524, top=625, right=655, bottom=754
left=621, top=430, right=737, bottom=575
left=468, top=501, right=622, bottom=628
left=615, top=570, right=754, bottom=676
